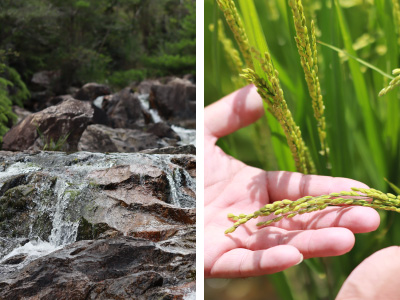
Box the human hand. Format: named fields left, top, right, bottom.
left=336, top=246, right=400, bottom=299
left=204, top=84, right=380, bottom=278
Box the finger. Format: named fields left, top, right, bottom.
left=269, top=206, right=380, bottom=233
left=246, top=227, right=355, bottom=259
left=266, top=171, right=370, bottom=202
left=204, top=84, right=264, bottom=139
left=337, top=246, right=400, bottom=299
left=209, top=245, right=302, bottom=278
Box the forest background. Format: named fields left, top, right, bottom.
left=0, top=0, right=196, bottom=140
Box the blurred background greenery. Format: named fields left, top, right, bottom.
left=205, top=0, right=400, bottom=299
left=0, top=0, right=195, bottom=141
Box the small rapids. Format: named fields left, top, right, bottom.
left=138, top=93, right=196, bottom=146
left=0, top=151, right=195, bottom=277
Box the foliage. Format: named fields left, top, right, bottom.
left=0, top=53, right=30, bottom=143
left=205, top=0, right=400, bottom=298
left=108, top=69, right=147, bottom=89
left=143, top=0, right=196, bottom=76
left=36, top=126, right=70, bottom=151
left=0, top=0, right=196, bottom=90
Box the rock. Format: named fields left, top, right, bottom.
left=137, top=79, right=161, bottom=94
left=74, top=83, right=112, bottom=101
left=11, top=106, right=32, bottom=124
left=0, top=236, right=195, bottom=300
left=0, top=151, right=195, bottom=299
left=170, top=156, right=196, bottom=178
left=2, top=254, right=27, bottom=265
left=141, top=144, right=196, bottom=155
left=2, top=98, right=94, bottom=151
left=31, top=70, right=61, bottom=89
left=78, top=124, right=165, bottom=153
left=183, top=73, right=195, bottom=84
left=149, top=78, right=196, bottom=122
left=106, top=88, right=146, bottom=128
left=146, top=122, right=181, bottom=140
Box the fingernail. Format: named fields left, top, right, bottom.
left=295, top=254, right=303, bottom=265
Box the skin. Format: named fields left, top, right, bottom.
left=204, top=84, right=380, bottom=278
left=336, top=246, right=400, bottom=299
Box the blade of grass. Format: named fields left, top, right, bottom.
left=384, top=178, right=400, bottom=194
left=375, top=0, right=400, bottom=159
left=317, top=40, right=394, bottom=80
left=334, top=0, right=387, bottom=178
left=267, top=272, right=295, bottom=300
left=211, top=1, right=221, bottom=97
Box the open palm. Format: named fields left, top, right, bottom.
left=204, top=85, right=380, bottom=278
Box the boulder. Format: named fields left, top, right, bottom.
left=149, top=78, right=196, bottom=122
left=141, top=145, right=196, bottom=155
left=146, top=122, right=181, bottom=140
left=0, top=236, right=195, bottom=300
left=78, top=124, right=165, bottom=152
left=106, top=88, right=146, bottom=128
left=136, top=79, right=161, bottom=94
left=31, top=70, right=61, bottom=89
left=74, top=83, right=111, bottom=101
left=2, top=98, right=93, bottom=151
left=0, top=151, right=196, bottom=299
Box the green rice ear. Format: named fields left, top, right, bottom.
left=225, top=188, right=400, bottom=234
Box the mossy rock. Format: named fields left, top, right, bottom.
left=0, top=182, right=54, bottom=241
left=76, top=217, right=112, bottom=241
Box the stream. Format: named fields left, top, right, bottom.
left=0, top=151, right=196, bottom=298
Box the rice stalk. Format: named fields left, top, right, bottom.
left=225, top=188, right=400, bottom=234
left=379, top=68, right=400, bottom=96
left=289, top=0, right=329, bottom=158
left=215, top=0, right=253, bottom=68
left=241, top=50, right=315, bottom=174
left=209, top=20, right=245, bottom=89
left=392, top=0, right=400, bottom=46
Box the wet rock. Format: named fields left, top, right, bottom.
left=74, top=82, right=112, bottom=101
left=0, top=173, right=56, bottom=255
left=0, top=236, right=195, bottom=300
left=141, top=144, right=196, bottom=155
left=146, top=122, right=181, bottom=140
left=2, top=99, right=94, bottom=151
left=2, top=253, right=27, bottom=265
left=78, top=124, right=164, bottom=153
left=106, top=88, right=146, bottom=128
left=0, top=151, right=195, bottom=254
left=149, top=78, right=196, bottom=122
left=137, top=79, right=161, bottom=94
left=170, top=156, right=196, bottom=178
left=0, top=145, right=195, bottom=298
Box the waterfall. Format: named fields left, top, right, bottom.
left=0, top=152, right=195, bottom=274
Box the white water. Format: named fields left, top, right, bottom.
left=93, top=95, right=104, bottom=108
left=137, top=93, right=196, bottom=146
left=1, top=239, right=60, bottom=263
left=171, top=125, right=196, bottom=146
left=183, top=291, right=196, bottom=300
left=0, top=152, right=195, bottom=268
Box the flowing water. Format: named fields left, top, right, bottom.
left=0, top=151, right=195, bottom=277
left=137, top=93, right=196, bottom=146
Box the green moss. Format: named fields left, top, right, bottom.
left=76, top=217, right=111, bottom=241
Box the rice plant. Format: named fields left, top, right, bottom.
left=205, top=0, right=400, bottom=299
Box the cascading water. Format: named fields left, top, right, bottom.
left=137, top=93, right=196, bottom=146
left=138, top=93, right=163, bottom=123
left=0, top=151, right=195, bottom=277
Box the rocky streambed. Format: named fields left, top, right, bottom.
left=0, top=151, right=196, bottom=299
